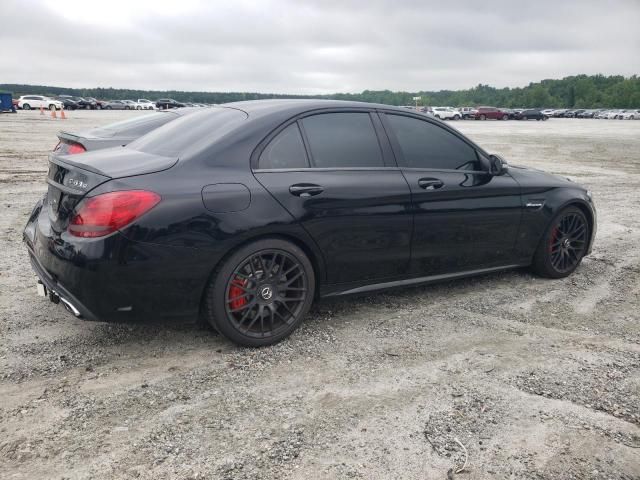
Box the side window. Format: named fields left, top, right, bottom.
left=302, top=113, right=384, bottom=168
left=258, top=123, right=309, bottom=169
left=386, top=114, right=480, bottom=171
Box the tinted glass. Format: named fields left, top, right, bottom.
left=258, top=124, right=308, bottom=169
left=90, top=112, right=178, bottom=138
left=386, top=114, right=480, bottom=170
left=129, top=108, right=247, bottom=157
left=302, top=113, right=383, bottom=168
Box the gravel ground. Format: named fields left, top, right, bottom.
left=1, top=110, right=639, bottom=480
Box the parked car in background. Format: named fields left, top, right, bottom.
left=156, top=98, right=185, bottom=109
left=17, top=95, right=64, bottom=110
left=120, top=100, right=137, bottom=110
left=605, top=110, right=626, bottom=119
left=52, top=108, right=198, bottom=155
left=515, top=109, right=548, bottom=121
left=84, top=97, right=105, bottom=109
left=541, top=109, right=555, bottom=116
left=431, top=107, right=461, bottom=120
left=565, top=109, right=586, bottom=118
left=459, top=107, right=478, bottom=119
left=103, top=100, right=131, bottom=110
left=621, top=110, right=640, bottom=120
left=57, top=95, right=82, bottom=110
left=475, top=107, right=510, bottom=120
left=136, top=99, right=156, bottom=110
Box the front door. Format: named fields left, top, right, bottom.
left=380, top=112, right=522, bottom=276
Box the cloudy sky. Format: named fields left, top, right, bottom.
left=2, top=0, right=639, bottom=94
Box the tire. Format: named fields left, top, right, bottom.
left=480, top=114, right=486, bottom=120
left=435, top=115, right=441, bottom=119
left=137, top=106, right=142, bottom=110
left=453, top=115, right=460, bottom=120
left=106, top=106, right=112, bottom=110
left=204, top=238, right=316, bottom=347
left=502, top=114, right=509, bottom=120
left=523, top=116, right=528, bottom=121
left=531, top=206, right=589, bottom=279
left=49, top=104, right=57, bottom=111
left=22, top=104, right=31, bottom=110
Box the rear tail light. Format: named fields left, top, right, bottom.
left=54, top=140, right=86, bottom=155
left=69, top=190, right=160, bottom=238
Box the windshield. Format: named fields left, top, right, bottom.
left=128, top=107, right=247, bottom=157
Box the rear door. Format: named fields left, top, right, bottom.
left=253, top=110, right=412, bottom=285
left=380, top=112, right=522, bottom=275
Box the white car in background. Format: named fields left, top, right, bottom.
left=432, top=107, right=461, bottom=120
left=136, top=99, right=157, bottom=110
left=17, top=95, right=64, bottom=111
left=621, top=109, right=640, bottom=120
left=606, top=109, right=626, bottom=119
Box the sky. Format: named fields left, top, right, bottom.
left=2, top=0, right=639, bottom=94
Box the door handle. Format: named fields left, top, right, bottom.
left=289, top=184, right=324, bottom=197
left=418, top=178, right=444, bottom=190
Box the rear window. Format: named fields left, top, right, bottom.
left=90, top=112, right=178, bottom=137
left=128, top=107, right=247, bottom=157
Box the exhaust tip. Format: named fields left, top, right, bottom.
left=59, top=295, right=81, bottom=317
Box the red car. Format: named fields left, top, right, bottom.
left=475, top=106, right=510, bottom=121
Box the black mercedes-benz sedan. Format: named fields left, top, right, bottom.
left=24, top=100, right=596, bottom=346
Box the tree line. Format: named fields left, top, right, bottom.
left=2, top=74, right=639, bottom=108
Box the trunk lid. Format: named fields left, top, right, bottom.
left=47, top=147, right=177, bottom=232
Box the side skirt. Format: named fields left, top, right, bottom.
left=320, top=264, right=526, bottom=298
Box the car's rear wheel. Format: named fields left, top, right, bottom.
left=49, top=104, right=57, bottom=111
left=22, top=103, right=31, bottom=110
left=453, top=114, right=460, bottom=120
left=480, top=114, right=486, bottom=120
left=532, top=207, right=589, bottom=278
left=105, top=106, right=112, bottom=110
left=204, top=238, right=315, bottom=347
left=502, top=114, right=509, bottom=120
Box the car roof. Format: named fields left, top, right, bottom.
left=222, top=98, right=431, bottom=121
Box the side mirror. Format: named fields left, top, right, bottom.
left=489, top=154, right=509, bottom=176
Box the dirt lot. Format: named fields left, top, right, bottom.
left=1, top=110, right=639, bottom=480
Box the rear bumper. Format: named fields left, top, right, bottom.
left=23, top=198, right=214, bottom=323
left=28, top=249, right=99, bottom=321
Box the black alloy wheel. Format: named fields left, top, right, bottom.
left=205, top=238, right=315, bottom=346
left=532, top=207, right=589, bottom=278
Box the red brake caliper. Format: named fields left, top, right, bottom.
left=549, top=226, right=559, bottom=253
left=228, top=277, right=248, bottom=310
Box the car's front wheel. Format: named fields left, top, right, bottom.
left=204, top=238, right=315, bottom=347
left=532, top=206, right=589, bottom=278
left=480, top=114, right=486, bottom=120
left=22, top=103, right=31, bottom=110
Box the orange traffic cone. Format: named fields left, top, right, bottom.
left=40, top=106, right=44, bottom=115
left=60, top=109, right=66, bottom=120
left=51, top=108, right=57, bottom=119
